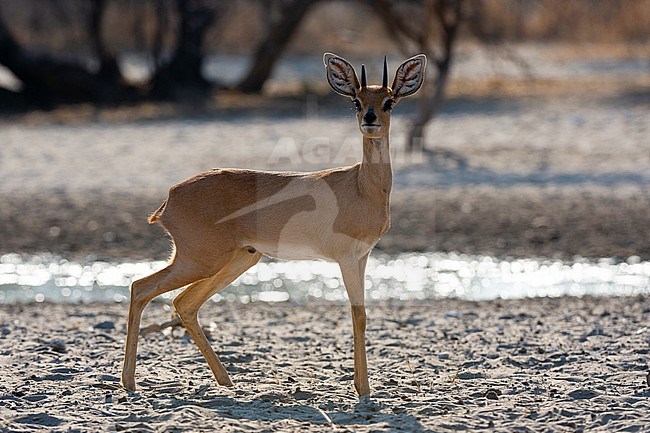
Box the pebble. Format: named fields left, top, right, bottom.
left=568, top=389, right=598, bottom=400
left=93, top=321, right=116, bottom=330
left=485, top=388, right=502, bottom=400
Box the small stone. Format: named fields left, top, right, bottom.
left=93, top=321, right=115, bottom=330
left=568, top=389, right=598, bottom=400
left=438, top=352, right=450, bottom=360
left=49, top=341, right=67, bottom=353
left=292, top=387, right=316, bottom=401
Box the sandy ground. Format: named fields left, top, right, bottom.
left=1, top=296, right=649, bottom=432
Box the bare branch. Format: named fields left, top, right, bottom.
left=236, top=0, right=319, bottom=93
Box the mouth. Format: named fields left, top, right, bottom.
left=361, top=124, right=382, bottom=135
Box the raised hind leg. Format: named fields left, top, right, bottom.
left=173, top=248, right=262, bottom=387
left=122, top=256, right=227, bottom=391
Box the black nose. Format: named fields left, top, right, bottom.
left=363, top=109, right=377, bottom=124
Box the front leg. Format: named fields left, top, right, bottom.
left=350, top=304, right=369, bottom=396
left=339, top=255, right=370, bottom=396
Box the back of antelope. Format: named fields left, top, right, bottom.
left=121, top=52, right=427, bottom=396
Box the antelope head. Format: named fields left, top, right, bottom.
left=324, top=53, right=427, bottom=139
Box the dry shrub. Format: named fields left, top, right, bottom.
left=475, top=0, right=650, bottom=42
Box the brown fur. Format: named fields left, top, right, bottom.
left=147, top=199, right=167, bottom=224
left=122, top=53, right=427, bottom=397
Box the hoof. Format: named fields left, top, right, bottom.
left=215, top=372, right=233, bottom=387
left=122, top=375, right=136, bottom=392
left=355, top=384, right=371, bottom=397
left=218, top=378, right=234, bottom=387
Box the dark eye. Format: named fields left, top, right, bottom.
left=353, top=99, right=361, bottom=112
left=382, top=99, right=394, bottom=112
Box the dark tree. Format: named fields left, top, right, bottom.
left=369, top=0, right=464, bottom=159
left=87, top=0, right=122, bottom=84
left=151, top=0, right=219, bottom=98
left=236, top=0, right=319, bottom=93
left=0, top=0, right=221, bottom=106
left=0, top=0, right=129, bottom=107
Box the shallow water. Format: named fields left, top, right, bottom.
left=0, top=252, right=648, bottom=304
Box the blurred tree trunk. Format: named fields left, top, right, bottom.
left=370, top=0, right=464, bottom=161
left=0, top=1, right=127, bottom=106
left=151, top=0, right=218, bottom=98
left=88, top=0, right=122, bottom=84
left=151, top=0, right=170, bottom=70
left=406, top=0, right=461, bottom=158
left=235, top=0, right=319, bottom=93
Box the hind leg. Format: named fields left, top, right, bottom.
left=122, top=255, right=228, bottom=391
left=173, top=248, right=262, bottom=387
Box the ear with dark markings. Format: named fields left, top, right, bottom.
left=391, top=54, right=427, bottom=100
left=323, top=53, right=360, bottom=99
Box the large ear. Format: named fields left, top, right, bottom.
left=391, top=54, right=427, bottom=99
left=323, top=53, right=360, bottom=99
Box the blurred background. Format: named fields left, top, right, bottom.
left=0, top=0, right=648, bottom=266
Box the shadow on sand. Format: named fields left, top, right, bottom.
left=117, top=393, right=430, bottom=432
left=396, top=156, right=650, bottom=189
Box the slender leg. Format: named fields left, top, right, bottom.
left=339, top=254, right=370, bottom=396
left=122, top=257, right=223, bottom=391
left=173, top=248, right=262, bottom=387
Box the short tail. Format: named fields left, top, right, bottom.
left=147, top=199, right=168, bottom=224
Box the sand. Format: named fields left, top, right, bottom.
left=1, top=296, right=649, bottom=432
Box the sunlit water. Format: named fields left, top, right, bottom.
left=0, top=253, right=648, bottom=304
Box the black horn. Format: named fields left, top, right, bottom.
left=361, top=64, right=367, bottom=88
left=382, top=55, right=388, bottom=88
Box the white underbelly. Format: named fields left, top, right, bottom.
left=251, top=242, right=333, bottom=261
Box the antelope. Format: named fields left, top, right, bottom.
left=121, top=53, right=427, bottom=396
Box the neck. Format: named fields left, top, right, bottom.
left=358, top=134, right=392, bottom=199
